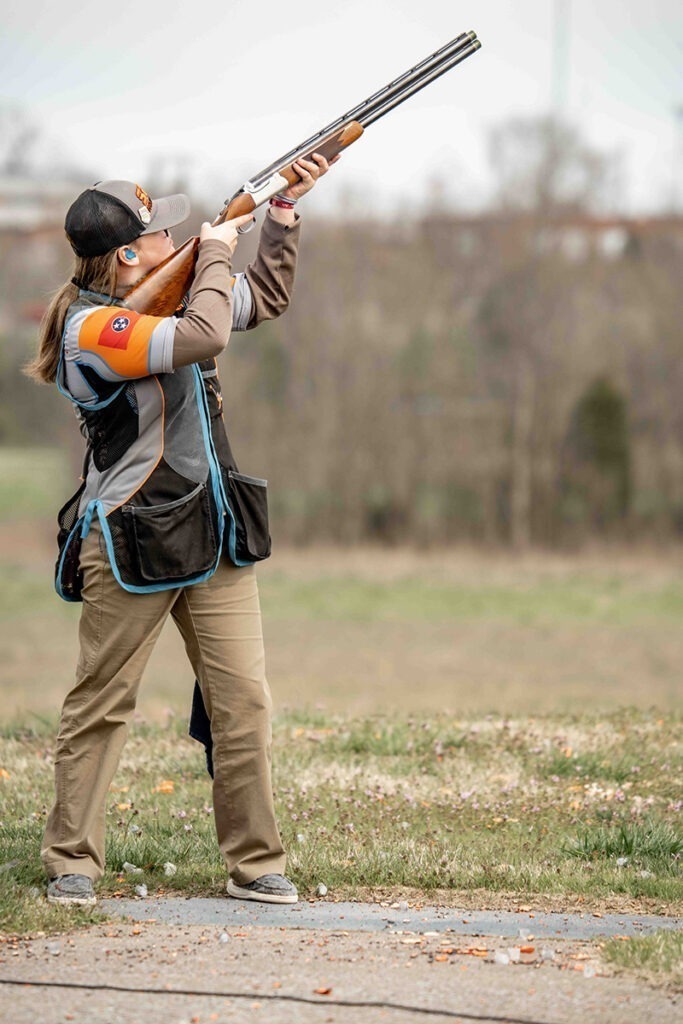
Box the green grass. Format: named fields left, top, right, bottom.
left=5, top=444, right=683, bottom=718
left=259, top=572, right=683, bottom=625
left=0, top=444, right=681, bottom=965
left=1, top=709, right=681, bottom=936
left=0, top=447, right=70, bottom=523
left=539, top=749, right=639, bottom=783
left=7, top=550, right=683, bottom=717
left=6, top=442, right=683, bottom=635
left=564, top=820, right=683, bottom=868
left=602, top=930, right=683, bottom=989
left=9, top=556, right=683, bottom=627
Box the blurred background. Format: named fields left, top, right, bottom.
left=1, top=1, right=682, bottom=720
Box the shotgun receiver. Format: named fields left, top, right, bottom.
left=124, top=30, right=481, bottom=317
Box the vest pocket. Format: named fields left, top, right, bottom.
left=124, top=482, right=217, bottom=582
left=55, top=484, right=86, bottom=602
left=226, top=470, right=271, bottom=562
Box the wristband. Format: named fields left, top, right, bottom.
left=270, top=194, right=297, bottom=209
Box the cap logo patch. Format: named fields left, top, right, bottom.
left=135, top=185, right=152, bottom=212
left=112, top=316, right=130, bottom=333
left=138, top=207, right=151, bottom=224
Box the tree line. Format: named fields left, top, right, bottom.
left=3, top=117, right=682, bottom=547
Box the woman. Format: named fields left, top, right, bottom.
left=27, top=154, right=333, bottom=906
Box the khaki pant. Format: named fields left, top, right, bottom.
left=41, top=525, right=286, bottom=884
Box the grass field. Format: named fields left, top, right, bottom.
left=1, top=709, right=681, bottom=937
left=3, top=446, right=683, bottom=720
left=1, top=448, right=681, bottom=984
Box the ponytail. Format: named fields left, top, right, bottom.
left=25, top=248, right=120, bottom=384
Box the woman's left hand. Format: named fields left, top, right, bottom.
left=282, top=152, right=339, bottom=201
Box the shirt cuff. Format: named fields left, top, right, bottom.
left=265, top=207, right=302, bottom=234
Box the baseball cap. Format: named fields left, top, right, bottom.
left=65, top=180, right=191, bottom=258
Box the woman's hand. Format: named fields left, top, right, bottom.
left=281, top=152, right=339, bottom=201
left=200, top=214, right=255, bottom=255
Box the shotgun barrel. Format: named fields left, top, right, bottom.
left=215, top=29, right=481, bottom=220
left=361, top=38, right=482, bottom=127
left=124, top=30, right=482, bottom=315
left=242, top=30, right=478, bottom=193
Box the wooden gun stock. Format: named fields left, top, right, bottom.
left=124, top=121, right=363, bottom=316
left=123, top=236, right=200, bottom=317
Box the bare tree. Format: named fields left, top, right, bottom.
left=488, top=116, right=616, bottom=216
left=0, top=105, right=41, bottom=177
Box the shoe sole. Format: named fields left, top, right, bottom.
left=226, top=880, right=298, bottom=904
left=47, top=895, right=97, bottom=906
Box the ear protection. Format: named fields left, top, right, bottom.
left=125, top=249, right=136, bottom=260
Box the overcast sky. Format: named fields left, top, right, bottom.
left=1, top=0, right=682, bottom=216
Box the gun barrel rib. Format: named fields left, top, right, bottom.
left=360, top=39, right=482, bottom=128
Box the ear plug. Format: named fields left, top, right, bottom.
left=125, top=249, right=136, bottom=260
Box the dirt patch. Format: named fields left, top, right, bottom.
left=342, top=887, right=683, bottom=917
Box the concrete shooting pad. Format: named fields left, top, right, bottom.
left=101, top=896, right=682, bottom=941
left=5, top=900, right=682, bottom=1024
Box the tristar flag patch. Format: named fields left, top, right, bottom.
left=98, top=311, right=141, bottom=350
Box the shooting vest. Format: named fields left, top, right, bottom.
left=55, top=291, right=270, bottom=601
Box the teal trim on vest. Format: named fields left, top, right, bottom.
left=191, top=365, right=253, bottom=570
left=90, top=500, right=226, bottom=595
left=56, top=316, right=126, bottom=411
left=68, top=366, right=237, bottom=596
left=55, top=516, right=85, bottom=602
left=80, top=500, right=97, bottom=539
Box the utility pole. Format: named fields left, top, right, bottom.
left=672, top=105, right=683, bottom=212
left=552, top=0, right=571, bottom=116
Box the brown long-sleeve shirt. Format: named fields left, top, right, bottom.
left=173, top=210, right=301, bottom=364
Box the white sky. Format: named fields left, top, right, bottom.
left=1, top=0, right=682, bottom=215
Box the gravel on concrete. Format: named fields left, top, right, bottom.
left=1, top=917, right=681, bottom=1024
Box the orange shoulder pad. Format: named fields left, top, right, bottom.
left=78, top=307, right=165, bottom=378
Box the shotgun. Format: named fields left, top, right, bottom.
left=124, top=30, right=482, bottom=317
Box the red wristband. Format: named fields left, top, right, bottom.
left=270, top=197, right=296, bottom=210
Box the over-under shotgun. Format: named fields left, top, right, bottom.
left=124, top=30, right=482, bottom=317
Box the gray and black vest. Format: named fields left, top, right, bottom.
left=55, top=292, right=270, bottom=601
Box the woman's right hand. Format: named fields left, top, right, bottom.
left=200, top=215, right=255, bottom=255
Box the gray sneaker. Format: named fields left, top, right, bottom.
left=227, top=873, right=298, bottom=904
left=47, top=874, right=97, bottom=906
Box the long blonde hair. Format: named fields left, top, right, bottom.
left=25, top=248, right=120, bottom=384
